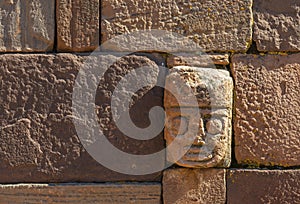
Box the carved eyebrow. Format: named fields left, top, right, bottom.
left=200, top=109, right=228, bottom=117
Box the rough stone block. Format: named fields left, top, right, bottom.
left=253, top=0, right=300, bottom=52
left=163, top=168, right=226, bottom=204
left=167, top=54, right=230, bottom=68
left=57, top=0, right=99, bottom=52
left=0, top=53, right=164, bottom=182
left=232, top=54, right=300, bottom=166
left=0, top=0, right=54, bottom=52
left=0, top=183, right=161, bottom=203
left=102, top=0, right=252, bottom=52
left=164, top=67, right=233, bottom=168
left=227, top=169, right=300, bottom=204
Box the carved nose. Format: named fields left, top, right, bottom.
left=193, top=127, right=205, bottom=146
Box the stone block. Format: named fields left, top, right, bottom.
left=163, top=168, right=226, bottom=204
left=57, top=0, right=99, bottom=52
left=0, top=0, right=54, bottom=52
left=232, top=54, right=300, bottom=166
left=0, top=53, right=164, bottom=182
left=164, top=67, right=233, bottom=168
left=0, top=183, right=161, bottom=203
left=253, top=0, right=300, bottom=51
left=227, top=169, right=300, bottom=204
left=101, top=0, right=252, bottom=52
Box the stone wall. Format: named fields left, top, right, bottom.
left=0, top=0, right=299, bottom=203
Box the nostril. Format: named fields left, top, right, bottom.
left=193, top=136, right=205, bottom=146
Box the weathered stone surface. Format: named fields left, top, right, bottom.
left=0, top=183, right=161, bottom=203
left=0, top=0, right=54, bottom=52
left=102, top=0, right=252, bottom=52
left=163, top=168, right=226, bottom=204
left=164, top=67, right=233, bottom=168
left=0, top=54, right=164, bottom=182
left=57, top=0, right=99, bottom=52
left=227, top=169, right=300, bottom=204
left=167, top=54, right=230, bottom=68
left=253, top=0, right=300, bottom=52
left=232, top=54, right=300, bottom=166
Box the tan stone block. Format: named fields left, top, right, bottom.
left=164, top=67, right=233, bottom=168
left=253, top=0, right=300, bottom=51
left=101, top=0, right=252, bottom=52
left=57, top=0, right=99, bottom=52
left=167, top=53, right=230, bottom=68
left=0, top=0, right=54, bottom=52
left=232, top=54, right=300, bottom=166
left=0, top=53, right=164, bottom=182
left=0, top=183, right=161, bottom=204
left=163, top=168, right=226, bottom=204
left=227, top=169, right=300, bottom=204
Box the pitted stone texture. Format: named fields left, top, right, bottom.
left=163, top=168, right=226, bottom=204
left=253, top=0, right=300, bottom=52
left=102, top=0, right=252, bottom=52
left=0, top=54, right=163, bottom=182
left=0, top=0, right=54, bottom=52
left=57, top=0, right=99, bottom=52
left=164, top=67, right=233, bottom=168
left=0, top=183, right=161, bottom=204
left=232, top=54, right=300, bottom=166
left=165, top=67, right=233, bottom=108
left=227, top=169, right=300, bottom=204
left=167, top=54, right=230, bottom=68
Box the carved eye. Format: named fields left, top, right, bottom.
left=169, top=116, right=189, bottom=136
left=206, top=118, right=223, bottom=135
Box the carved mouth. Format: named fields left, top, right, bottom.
left=182, top=146, right=213, bottom=162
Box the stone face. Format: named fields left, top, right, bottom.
left=0, top=183, right=161, bottom=204
left=164, top=67, right=233, bottom=168
left=232, top=54, right=300, bottom=166
left=163, top=168, right=226, bottom=204
left=0, top=0, right=54, bottom=52
left=253, top=0, right=300, bottom=51
left=57, top=0, right=99, bottom=52
left=0, top=54, right=164, bottom=182
left=167, top=54, right=230, bottom=68
left=227, top=169, right=300, bottom=204
left=101, top=0, right=252, bottom=52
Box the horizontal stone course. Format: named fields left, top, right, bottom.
left=0, top=183, right=161, bottom=204
left=227, top=169, right=300, bottom=204
left=232, top=54, right=300, bottom=167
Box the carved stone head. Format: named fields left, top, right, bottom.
left=164, top=66, right=233, bottom=168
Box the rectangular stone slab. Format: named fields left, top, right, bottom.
left=57, top=0, right=99, bottom=52
left=0, top=53, right=164, bottom=182
left=232, top=54, right=300, bottom=167
left=163, top=168, right=226, bottom=204
left=0, top=183, right=161, bottom=204
left=227, top=169, right=300, bottom=204
left=0, top=0, right=54, bottom=52
left=101, top=0, right=252, bottom=52
left=253, top=0, right=300, bottom=51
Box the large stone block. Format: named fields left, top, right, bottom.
left=101, top=0, right=252, bottom=52
left=232, top=54, right=300, bottom=166
left=0, top=0, right=54, bottom=52
left=0, top=183, right=161, bottom=203
left=0, top=53, right=164, bottom=182
left=164, top=67, right=233, bottom=168
left=227, top=169, right=300, bottom=204
left=253, top=0, right=300, bottom=51
left=57, top=0, right=99, bottom=52
left=163, top=168, right=226, bottom=204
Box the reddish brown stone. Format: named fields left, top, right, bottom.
left=232, top=54, right=300, bottom=166
left=253, top=0, right=300, bottom=51
left=0, top=183, right=161, bottom=203
left=163, top=168, right=226, bottom=204
left=57, top=0, right=99, bottom=52
left=227, top=169, right=300, bottom=204
left=0, top=53, right=164, bottom=182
